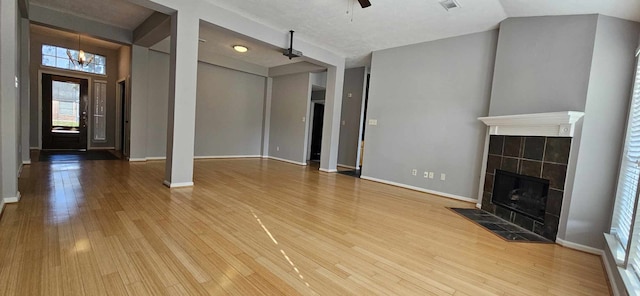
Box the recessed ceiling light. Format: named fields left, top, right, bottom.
left=233, top=45, right=248, bottom=53
left=439, top=0, right=461, bottom=11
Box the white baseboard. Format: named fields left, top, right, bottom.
left=29, top=146, right=39, bottom=150
left=555, top=238, right=603, bottom=255
left=163, top=180, right=194, bottom=188
left=0, top=198, right=4, bottom=216
left=337, top=164, right=357, bottom=170
left=18, top=164, right=23, bottom=178
left=476, top=203, right=482, bottom=209
left=23, top=160, right=31, bottom=165
left=194, top=155, right=262, bottom=159
left=89, top=147, right=115, bottom=150
left=145, top=156, right=166, bottom=161
left=360, top=175, right=477, bottom=203
left=319, top=168, right=338, bottom=173
left=264, top=156, right=307, bottom=166
left=4, top=192, right=21, bottom=204
left=128, top=158, right=147, bottom=162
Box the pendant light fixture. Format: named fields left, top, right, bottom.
left=67, top=34, right=94, bottom=68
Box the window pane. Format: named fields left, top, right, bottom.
left=51, top=81, right=80, bottom=128
left=42, top=55, right=56, bottom=67
left=56, top=57, right=71, bottom=69
left=94, top=55, right=106, bottom=65
left=42, top=45, right=56, bottom=56
left=94, top=65, right=106, bottom=75
left=56, top=47, right=67, bottom=58
left=68, top=49, right=79, bottom=60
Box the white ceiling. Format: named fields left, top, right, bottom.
left=31, top=0, right=640, bottom=68
left=30, top=0, right=155, bottom=30
left=31, top=24, right=124, bottom=50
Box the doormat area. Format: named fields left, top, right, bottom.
left=449, top=208, right=552, bottom=243
left=338, top=170, right=361, bottom=178
left=39, top=150, right=120, bottom=162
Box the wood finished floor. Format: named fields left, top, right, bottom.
left=0, top=158, right=610, bottom=295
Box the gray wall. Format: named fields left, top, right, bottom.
left=145, top=50, right=169, bottom=158
left=488, top=15, right=597, bottom=116
left=338, top=67, right=366, bottom=168
left=195, top=62, right=266, bottom=157
left=29, top=26, right=119, bottom=149
left=132, top=50, right=267, bottom=159
left=566, top=16, right=640, bottom=248
left=363, top=30, right=498, bottom=199
left=488, top=14, right=640, bottom=249
left=269, top=72, right=311, bottom=164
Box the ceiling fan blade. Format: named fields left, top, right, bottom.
left=357, top=0, right=371, bottom=8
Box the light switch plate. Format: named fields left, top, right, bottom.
left=368, top=119, right=378, bottom=126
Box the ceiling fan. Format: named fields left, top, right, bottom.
left=357, top=0, right=371, bottom=8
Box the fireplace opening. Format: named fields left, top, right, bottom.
left=492, top=169, right=549, bottom=222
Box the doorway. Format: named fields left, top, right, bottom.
left=41, top=74, right=88, bottom=150
left=118, top=80, right=130, bottom=157
left=309, top=103, right=324, bottom=162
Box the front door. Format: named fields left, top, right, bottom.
left=42, top=74, right=88, bottom=150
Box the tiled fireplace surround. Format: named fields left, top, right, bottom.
left=481, top=135, right=571, bottom=241
left=478, top=111, right=583, bottom=242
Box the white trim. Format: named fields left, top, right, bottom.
left=555, top=238, right=603, bottom=255
left=4, top=192, right=21, bottom=204
left=478, top=111, right=585, bottom=137
left=264, top=156, right=308, bottom=166
left=319, top=168, right=338, bottom=173
left=89, top=147, right=115, bottom=150
left=338, top=164, right=357, bottom=170
left=477, top=129, right=490, bottom=206
left=128, top=158, right=147, bottom=162
left=604, top=234, right=624, bottom=296
left=145, top=156, right=166, bottom=161
left=194, top=155, right=262, bottom=159
left=360, top=175, right=477, bottom=203
left=476, top=203, right=482, bottom=209
left=0, top=198, right=4, bottom=216
left=17, top=164, right=23, bottom=178
left=22, top=160, right=31, bottom=165
left=163, top=180, right=194, bottom=188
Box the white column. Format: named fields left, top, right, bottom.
left=164, top=9, right=199, bottom=187
left=0, top=0, right=21, bottom=201
left=320, top=64, right=345, bottom=172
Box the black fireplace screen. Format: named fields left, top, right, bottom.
left=491, top=169, right=549, bottom=222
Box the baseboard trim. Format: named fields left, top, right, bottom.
left=360, top=175, right=476, bottom=203
left=145, top=157, right=166, bottom=161
left=89, top=147, right=116, bottom=150
left=319, top=168, right=338, bottom=173
left=4, top=192, right=21, bottom=204
left=556, top=238, right=603, bottom=255
left=163, top=180, right=194, bottom=188
left=18, top=164, right=23, bottom=178
left=476, top=203, right=482, bottom=209
left=22, top=160, right=31, bottom=165
left=0, top=198, right=5, bottom=218
left=194, top=155, right=262, bottom=159
left=337, top=164, right=357, bottom=170
left=264, top=156, right=307, bottom=166
left=128, top=158, right=147, bottom=162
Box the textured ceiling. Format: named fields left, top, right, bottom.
left=32, top=0, right=640, bottom=68
left=30, top=0, right=154, bottom=30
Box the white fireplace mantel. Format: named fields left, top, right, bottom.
left=478, top=111, right=585, bottom=137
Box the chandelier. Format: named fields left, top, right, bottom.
left=67, top=34, right=93, bottom=67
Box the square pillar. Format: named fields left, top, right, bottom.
left=164, top=10, right=199, bottom=187
left=320, top=64, right=345, bottom=172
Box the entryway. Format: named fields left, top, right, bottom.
left=41, top=74, right=88, bottom=150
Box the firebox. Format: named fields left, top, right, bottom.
left=491, top=169, right=550, bottom=222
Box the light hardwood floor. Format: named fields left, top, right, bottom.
left=0, top=158, right=610, bottom=295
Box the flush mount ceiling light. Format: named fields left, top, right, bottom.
left=233, top=45, right=248, bottom=53
left=439, top=0, right=461, bottom=11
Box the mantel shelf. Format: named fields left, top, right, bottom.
left=478, top=111, right=585, bottom=137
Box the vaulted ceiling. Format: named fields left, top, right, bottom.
left=29, top=0, right=640, bottom=68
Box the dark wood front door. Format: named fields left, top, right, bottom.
left=42, top=74, right=88, bottom=150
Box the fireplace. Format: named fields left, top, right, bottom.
left=492, top=169, right=549, bottom=223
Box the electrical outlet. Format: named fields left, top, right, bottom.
left=411, top=169, right=417, bottom=176
left=368, top=119, right=378, bottom=126
left=302, top=117, right=306, bottom=122
left=424, top=171, right=428, bottom=178
left=428, top=172, right=434, bottom=179
left=276, top=146, right=280, bottom=151
left=441, top=173, right=446, bottom=181
left=348, top=92, right=353, bottom=98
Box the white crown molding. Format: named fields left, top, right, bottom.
left=478, top=111, right=585, bottom=137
